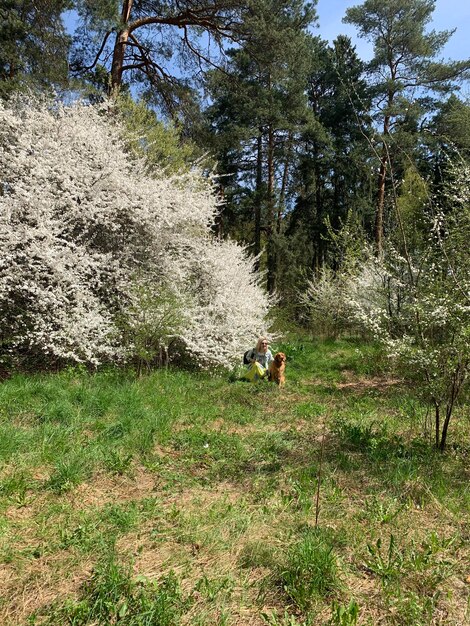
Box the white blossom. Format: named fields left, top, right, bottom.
left=0, top=96, right=271, bottom=368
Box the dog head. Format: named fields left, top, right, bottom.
left=274, top=352, right=286, bottom=365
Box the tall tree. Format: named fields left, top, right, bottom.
left=204, top=0, right=317, bottom=292
left=285, top=35, right=373, bottom=285
left=71, top=0, right=248, bottom=109
left=344, top=0, right=470, bottom=254
left=0, top=0, right=72, bottom=98
left=431, top=94, right=470, bottom=157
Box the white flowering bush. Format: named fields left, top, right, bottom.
left=0, top=96, right=271, bottom=369
left=348, top=167, right=470, bottom=451
left=299, top=267, right=358, bottom=337
left=176, top=237, right=271, bottom=367
left=299, top=167, right=469, bottom=450
left=299, top=214, right=379, bottom=338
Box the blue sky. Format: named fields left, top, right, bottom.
left=65, top=1, right=470, bottom=61
left=65, top=1, right=470, bottom=83
left=315, top=0, right=470, bottom=62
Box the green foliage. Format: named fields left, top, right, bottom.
left=238, top=541, right=277, bottom=569
left=432, top=95, right=470, bottom=155
left=280, top=36, right=374, bottom=296
left=46, top=454, right=89, bottom=494
left=203, top=0, right=317, bottom=291
left=75, top=0, right=120, bottom=32
left=117, top=95, right=198, bottom=173
left=119, top=276, right=190, bottom=374
left=0, top=0, right=71, bottom=98
left=364, top=531, right=455, bottom=625
left=50, top=557, right=187, bottom=625
left=102, top=449, right=134, bottom=475
left=395, top=167, right=428, bottom=252
left=344, top=0, right=470, bottom=253
left=298, top=212, right=372, bottom=338
left=262, top=610, right=315, bottom=626
left=329, top=599, right=359, bottom=626
left=386, top=163, right=470, bottom=449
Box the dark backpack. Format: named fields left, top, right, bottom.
left=243, top=349, right=254, bottom=365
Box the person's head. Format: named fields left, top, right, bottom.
left=256, top=337, right=269, bottom=353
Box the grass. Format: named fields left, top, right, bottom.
left=0, top=336, right=468, bottom=625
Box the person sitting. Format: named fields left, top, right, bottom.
left=243, top=337, right=273, bottom=382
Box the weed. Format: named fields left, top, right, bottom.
left=262, top=609, right=314, bottom=625
left=278, top=528, right=340, bottom=610
left=101, top=502, right=140, bottom=534
left=385, top=589, right=438, bottom=626
left=195, top=574, right=234, bottom=602
left=45, top=557, right=188, bottom=625
left=365, top=535, right=403, bottom=584
left=46, top=454, right=89, bottom=493
left=363, top=495, right=407, bottom=525
left=329, top=599, right=359, bottom=626
left=0, top=468, right=31, bottom=503
left=102, top=448, right=134, bottom=475
left=238, top=541, right=277, bottom=569
left=365, top=531, right=456, bottom=597
left=281, top=464, right=319, bottom=514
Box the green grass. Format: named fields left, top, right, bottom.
left=278, top=527, right=340, bottom=610
left=0, top=337, right=468, bottom=625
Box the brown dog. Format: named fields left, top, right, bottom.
left=268, top=352, right=286, bottom=387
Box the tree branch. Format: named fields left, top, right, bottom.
left=71, top=31, right=113, bottom=73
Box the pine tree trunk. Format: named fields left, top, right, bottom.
left=254, top=132, right=263, bottom=266
left=110, top=0, right=134, bottom=94
left=266, top=122, right=276, bottom=293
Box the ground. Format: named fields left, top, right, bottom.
left=0, top=337, right=468, bottom=625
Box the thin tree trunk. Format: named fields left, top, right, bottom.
left=214, top=186, right=224, bottom=238
left=110, top=0, right=134, bottom=94
left=376, top=146, right=387, bottom=255
left=254, top=131, right=263, bottom=267
left=376, top=96, right=392, bottom=255
left=439, top=405, right=453, bottom=452
left=439, top=365, right=467, bottom=452
left=314, top=154, right=324, bottom=272
left=266, top=122, right=276, bottom=293
left=435, top=403, right=440, bottom=449
left=278, top=132, right=292, bottom=234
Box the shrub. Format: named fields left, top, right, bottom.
left=0, top=96, right=271, bottom=370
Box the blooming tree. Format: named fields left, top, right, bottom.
left=382, top=163, right=470, bottom=451
left=304, top=166, right=470, bottom=451
left=0, top=96, right=271, bottom=369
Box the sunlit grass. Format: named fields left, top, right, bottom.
left=0, top=337, right=468, bottom=625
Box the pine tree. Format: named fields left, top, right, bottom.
left=285, top=35, right=373, bottom=288
left=204, top=0, right=317, bottom=292
left=71, top=0, right=247, bottom=109
left=344, top=0, right=470, bottom=254
left=0, top=0, right=72, bottom=98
